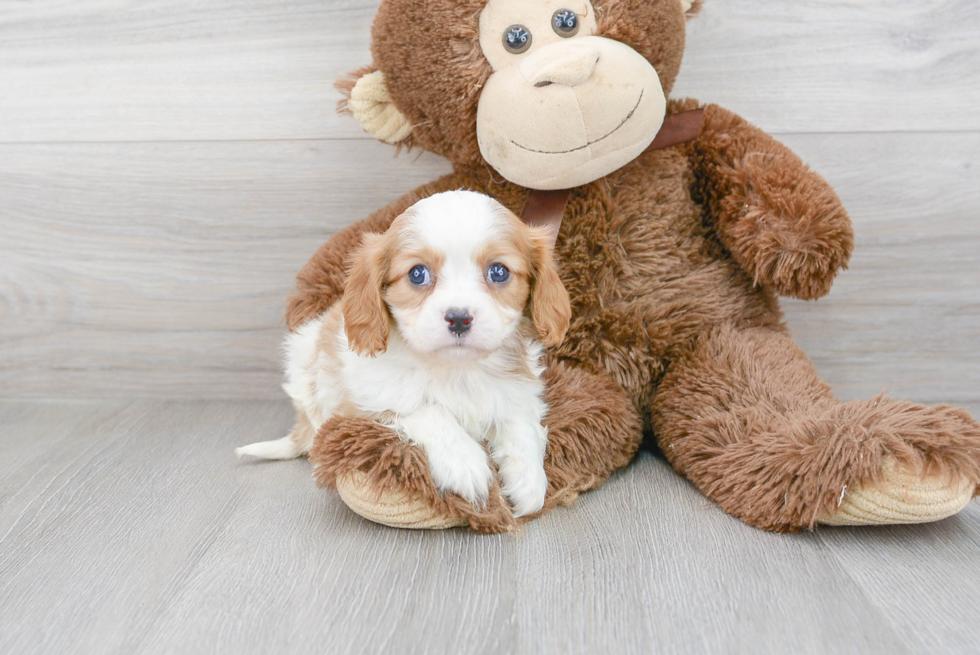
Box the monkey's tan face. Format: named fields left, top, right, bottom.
left=476, top=0, right=668, bottom=190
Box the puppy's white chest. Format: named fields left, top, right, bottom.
left=340, top=345, right=516, bottom=440
left=340, top=349, right=429, bottom=417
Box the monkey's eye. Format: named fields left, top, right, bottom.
left=503, top=25, right=532, bottom=54
left=487, top=263, right=511, bottom=284
left=408, top=265, right=431, bottom=287
left=552, top=10, right=580, bottom=37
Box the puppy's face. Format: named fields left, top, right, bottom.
left=343, top=191, right=570, bottom=361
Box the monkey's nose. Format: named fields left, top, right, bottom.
left=444, top=308, right=473, bottom=336
left=520, top=41, right=600, bottom=88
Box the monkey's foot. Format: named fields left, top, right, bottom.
left=336, top=471, right=467, bottom=530
left=819, top=460, right=975, bottom=526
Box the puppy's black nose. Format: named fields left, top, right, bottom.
left=444, top=308, right=473, bottom=336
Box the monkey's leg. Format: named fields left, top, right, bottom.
left=310, top=361, right=643, bottom=533
left=651, top=323, right=980, bottom=531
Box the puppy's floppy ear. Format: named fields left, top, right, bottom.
left=528, top=228, right=571, bottom=348
left=343, top=232, right=391, bottom=357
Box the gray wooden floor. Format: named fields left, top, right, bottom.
left=1, top=400, right=978, bottom=655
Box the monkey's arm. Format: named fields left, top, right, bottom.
left=286, top=174, right=464, bottom=329
left=675, top=99, right=854, bottom=301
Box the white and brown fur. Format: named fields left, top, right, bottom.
left=237, top=191, right=570, bottom=516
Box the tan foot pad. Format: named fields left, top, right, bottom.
left=820, top=461, right=975, bottom=526
left=335, top=471, right=467, bottom=530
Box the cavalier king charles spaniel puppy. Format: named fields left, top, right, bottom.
left=237, top=190, right=571, bottom=517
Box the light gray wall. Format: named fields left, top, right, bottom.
left=1, top=0, right=978, bottom=406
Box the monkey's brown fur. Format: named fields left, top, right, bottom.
left=292, top=0, right=980, bottom=532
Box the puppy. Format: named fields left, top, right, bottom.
left=237, top=190, right=571, bottom=517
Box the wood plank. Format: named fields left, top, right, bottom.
left=0, top=0, right=376, bottom=143
left=136, top=470, right=517, bottom=655
left=0, top=400, right=129, bottom=508
left=676, top=0, right=980, bottom=133
left=818, top=503, right=980, bottom=654
left=0, top=400, right=296, bottom=655
left=780, top=132, right=980, bottom=405
left=0, top=139, right=452, bottom=398
left=514, top=453, right=924, bottom=654
left=0, top=0, right=978, bottom=143
left=0, top=133, right=977, bottom=404
left=8, top=401, right=974, bottom=654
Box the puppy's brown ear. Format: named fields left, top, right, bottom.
left=528, top=228, right=571, bottom=348
left=343, top=233, right=391, bottom=357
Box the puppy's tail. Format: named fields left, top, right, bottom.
left=235, top=436, right=306, bottom=461
left=237, top=409, right=316, bottom=461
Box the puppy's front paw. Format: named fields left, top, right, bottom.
left=499, top=460, right=548, bottom=518
left=425, top=437, right=493, bottom=508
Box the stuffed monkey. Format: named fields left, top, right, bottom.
left=286, top=0, right=980, bottom=533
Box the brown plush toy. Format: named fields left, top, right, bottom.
left=288, top=0, right=980, bottom=533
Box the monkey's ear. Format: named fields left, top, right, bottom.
left=681, top=0, right=704, bottom=16
left=336, top=68, right=413, bottom=145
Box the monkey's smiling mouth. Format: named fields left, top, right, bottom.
left=510, top=90, right=645, bottom=155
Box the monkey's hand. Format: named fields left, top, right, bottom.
left=680, top=100, right=854, bottom=300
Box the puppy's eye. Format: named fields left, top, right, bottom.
left=487, top=263, right=510, bottom=284
left=408, top=265, right=431, bottom=287
left=552, top=10, right=580, bottom=37
left=503, top=25, right=532, bottom=54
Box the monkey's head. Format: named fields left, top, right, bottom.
left=341, top=0, right=700, bottom=190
